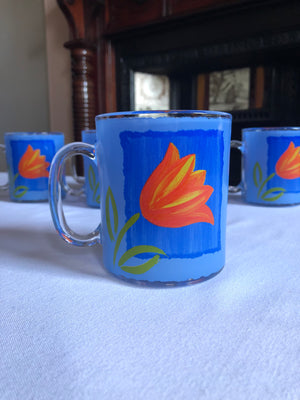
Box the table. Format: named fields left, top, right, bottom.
left=0, top=175, right=299, bottom=400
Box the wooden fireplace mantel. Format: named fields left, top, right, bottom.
left=57, top=0, right=300, bottom=182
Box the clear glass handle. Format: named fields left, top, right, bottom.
left=71, top=156, right=85, bottom=185
left=60, top=156, right=85, bottom=197
left=48, top=142, right=101, bottom=247
left=228, top=140, right=243, bottom=193
left=58, top=154, right=85, bottom=197
left=0, top=145, right=8, bottom=191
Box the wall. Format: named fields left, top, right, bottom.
left=0, top=0, right=49, bottom=170
left=44, top=0, right=72, bottom=146
left=0, top=0, right=73, bottom=172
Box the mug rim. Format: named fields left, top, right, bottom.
left=242, top=127, right=300, bottom=133
left=4, top=131, right=64, bottom=136
left=96, top=110, right=232, bottom=120
left=81, top=130, right=96, bottom=134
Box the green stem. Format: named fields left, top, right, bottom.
left=13, top=173, right=19, bottom=183
left=105, top=187, right=118, bottom=241
left=257, top=173, right=275, bottom=199
left=113, top=213, right=140, bottom=265
left=92, top=183, right=99, bottom=202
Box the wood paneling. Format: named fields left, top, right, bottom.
left=105, top=0, right=166, bottom=34
left=168, top=0, right=241, bottom=16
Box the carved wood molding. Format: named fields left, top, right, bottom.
left=118, top=26, right=300, bottom=112
left=57, top=0, right=105, bottom=174
left=57, top=0, right=103, bottom=41
left=57, top=0, right=104, bottom=137
left=124, top=29, right=300, bottom=72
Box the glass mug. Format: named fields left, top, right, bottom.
left=81, top=130, right=100, bottom=208
left=49, top=111, right=232, bottom=286
left=0, top=132, right=64, bottom=201
left=230, top=127, right=300, bottom=205
left=69, top=130, right=99, bottom=206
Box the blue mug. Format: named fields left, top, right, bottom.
left=230, top=127, right=300, bottom=205
left=0, top=132, right=64, bottom=202
left=49, top=111, right=232, bottom=286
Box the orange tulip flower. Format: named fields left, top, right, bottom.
left=18, top=145, right=50, bottom=179
left=140, top=143, right=214, bottom=228
left=275, top=141, right=300, bottom=180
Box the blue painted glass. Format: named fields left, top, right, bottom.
left=96, top=111, right=232, bottom=285
left=242, top=127, right=300, bottom=205
left=4, top=132, right=64, bottom=202
left=120, top=129, right=223, bottom=258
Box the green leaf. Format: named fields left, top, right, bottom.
left=257, top=173, right=275, bottom=198
left=13, top=173, right=19, bottom=183
left=13, top=186, right=28, bottom=198
left=261, top=187, right=286, bottom=201
left=253, top=162, right=262, bottom=188
left=120, top=255, right=161, bottom=275
left=118, top=245, right=167, bottom=266
left=88, top=165, right=96, bottom=190
left=105, top=187, right=118, bottom=242
left=95, top=195, right=100, bottom=204
left=93, top=182, right=99, bottom=201
left=113, top=213, right=140, bottom=265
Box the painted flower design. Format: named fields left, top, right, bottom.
left=140, top=143, right=214, bottom=228
left=275, top=141, right=300, bottom=180
left=18, top=145, right=50, bottom=179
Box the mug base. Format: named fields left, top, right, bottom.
left=113, top=266, right=224, bottom=288
left=244, top=198, right=300, bottom=207
left=11, top=198, right=48, bottom=203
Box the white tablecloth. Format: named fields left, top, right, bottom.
left=0, top=175, right=299, bottom=400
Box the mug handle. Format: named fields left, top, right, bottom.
left=71, top=155, right=85, bottom=185
left=228, top=140, right=243, bottom=193
left=59, top=155, right=85, bottom=197
left=0, top=145, right=8, bottom=191
left=48, top=142, right=101, bottom=246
